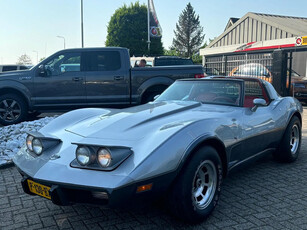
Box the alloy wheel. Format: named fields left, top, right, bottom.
left=290, top=124, right=300, bottom=154
left=0, top=99, right=22, bottom=122
left=192, top=160, right=217, bottom=210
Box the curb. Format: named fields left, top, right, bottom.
left=0, top=162, right=15, bottom=170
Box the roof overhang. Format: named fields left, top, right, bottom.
left=200, top=36, right=307, bottom=56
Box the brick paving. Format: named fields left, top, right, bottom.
left=1, top=111, right=307, bottom=229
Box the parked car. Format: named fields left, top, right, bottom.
left=229, top=63, right=272, bottom=82
left=229, top=63, right=307, bottom=102
left=13, top=77, right=302, bottom=223
left=131, top=56, right=194, bottom=67
left=0, top=64, right=30, bottom=72
left=0, top=47, right=204, bottom=125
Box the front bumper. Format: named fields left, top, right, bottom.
left=17, top=167, right=175, bottom=208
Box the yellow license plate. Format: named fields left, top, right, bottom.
left=27, top=179, right=51, bottom=200
left=302, top=36, right=307, bottom=46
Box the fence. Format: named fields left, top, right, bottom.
left=204, top=52, right=273, bottom=78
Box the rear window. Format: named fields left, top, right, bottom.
left=2, top=66, right=17, bottom=72
left=155, top=59, right=193, bottom=66
left=84, top=51, right=121, bottom=71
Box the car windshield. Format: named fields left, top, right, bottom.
left=156, top=80, right=242, bottom=106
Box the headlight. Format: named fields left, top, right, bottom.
left=32, top=138, right=43, bottom=155
left=25, top=133, right=61, bottom=156
left=97, top=148, right=112, bottom=167
left=26, top=135, right=34, bottom=152
left=76, top=146, right=93, bottom=166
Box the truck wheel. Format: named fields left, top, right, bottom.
left=273, top=116, right=301, bottom=163
left=168, top=146, right=223, bottom=223
left=0, top=94, right=28, bottom=126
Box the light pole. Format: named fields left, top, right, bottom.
left=32, top=50, right=38, bottom=64
left=57, top=35, right=66, bottom=49
left=81, top=0, right=84, bottom=47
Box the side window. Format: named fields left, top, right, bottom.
left=245, top=81, right=265, bottom=98
left=44, top=52, right=81, bottom=76
left=3, top=66, right=17, bottom=72
left=85, top=51, right=121, bottom=71
left=20, top=66, right=28, bottom=70
left=244, top=80, right=268, bottom=107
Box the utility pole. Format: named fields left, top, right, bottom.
left=81, top=0, right=84, bottom=47
left=56, top=36, right=66, bottom=49
left=32, top=50, right=38, bottom=64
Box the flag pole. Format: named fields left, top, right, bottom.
left=147, top=0, right=151, bottom=52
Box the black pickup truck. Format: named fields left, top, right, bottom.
left=0, top=47, right=204, bottom=125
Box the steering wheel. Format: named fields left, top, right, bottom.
left=45, top=66, right=53, bottom=76
left=45, top=65, right=60, bottom=76
left=213, top=97, right=234, bottom=104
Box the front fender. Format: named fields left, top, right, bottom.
left=127, top=121, right=227, bottom=183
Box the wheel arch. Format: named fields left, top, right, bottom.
left=290, top=111, right=302, bottom=125
left=0, top=87, right=30, bottom=108
left=179, top=136, right=228, bottom=179
left=141, top=84, right=169, bottom=103
left=137, top=77, right=174, bottom=103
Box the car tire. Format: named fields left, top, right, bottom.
left=273, top=116, right=301, bottom=163
left=0, top=94, right=28, bottom=126
left=168, top=146, right=223, bottom=223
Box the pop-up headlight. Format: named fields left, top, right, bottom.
left=25, top=133, right=61, bottom=156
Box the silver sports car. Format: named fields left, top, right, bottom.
left=13, top=77, right=303, bottom=223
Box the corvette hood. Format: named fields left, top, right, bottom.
left=65, top=101, right=201, bottom=141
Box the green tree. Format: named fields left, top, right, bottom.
left=164, top=48, right=180, bottom=56
left=106, top=2, right=163, bottom=56
left=192, top=38, right=215, bottom=64
left=39, top=57, right=46, bottom=62
left=172, top=3, right=205, bottom=58
left=16, top=54, right=32, bottom=65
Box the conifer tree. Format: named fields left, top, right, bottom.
left=172, top=3, right=204, bottom=57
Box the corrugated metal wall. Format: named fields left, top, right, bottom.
left=212, top=17, right=295, bottom=48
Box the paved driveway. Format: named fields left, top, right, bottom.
left=1, top=113, right=307, bottom=229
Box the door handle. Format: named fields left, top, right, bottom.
left=72, top=77, right=83, bottom=81
left=114, top=76, right=124, bottom=81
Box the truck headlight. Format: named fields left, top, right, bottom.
left=97, top=148, right=112, bottom=167
left=76, top=146, right=94, bottom=166
left=32, top=138, right=43, bottom=155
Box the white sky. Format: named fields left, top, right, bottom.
left=1, top=0, right=307, bottom=64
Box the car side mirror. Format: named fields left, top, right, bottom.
left=38, top=65, right=46, bottom=77
left=251, top=98, right=267, bottom=112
